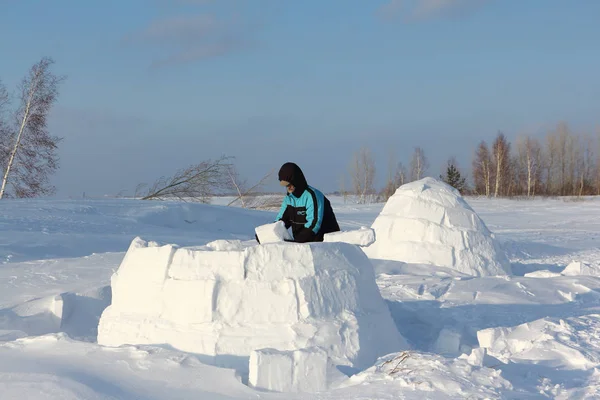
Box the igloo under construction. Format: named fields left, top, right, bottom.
left=363, top=178, right=511, bottom=277
left=97, top=237, right=407, bottom=375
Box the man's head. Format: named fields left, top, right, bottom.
left=278, top=162, right=307, bottom=195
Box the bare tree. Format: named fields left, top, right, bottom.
left=381, top=152, right=406, bottom=201
left=339, top=174, right=349, bottom=203
left=138, top=155, right=232, bottom=203
left=543, top=131, right=558, bottom=196
left=576, top=135, right=595, bottom=197
left=350, top=146, right=376, bottom=204
left=0, top=57, right=65, bottom=199
left=226, top=164, right=275, bottom=208
left=410, top=146, right=429, bottom=181
left=492, top=132, right=511, bottom=197
left=395, top=162, right=407, bottom=187
left=0, top=81, right=9, bottom=169
left=554, top=122, right=572, bottom=195
left=516, top=136, right=542, bottom=197
left=472, top=140, right=492, bottom=197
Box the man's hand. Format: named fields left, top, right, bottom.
left=293, top=228, right=316, bottom=243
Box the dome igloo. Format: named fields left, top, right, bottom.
left=363, top=178, right=511, bottom=277
left=97, top=237, right=407, bottom=372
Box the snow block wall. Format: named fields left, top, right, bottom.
left=364, top=178, right=511, bottom=277
left=97, top=237, right=407, bottom=371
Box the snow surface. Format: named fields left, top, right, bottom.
left=2, top=194, right=600, bottom=398
left=364, top=178, right=512, bottom=277
left=97, top=236, right=406, bottom=373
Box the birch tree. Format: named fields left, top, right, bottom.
left=410, top=146, right=429, bottom=181
left=516, top=136, right=542, bottom=197
left=0, top=57, right=65, bottom=199
left=492, top=132, right=511, bottom=197
left=350, top=146, right=376, bottom=204
left=543, top=131, right=558, bottom=195
left=381, top=151, right=407, bottom=201
left=472, top=140, right=492, bottom=197
left=0, top=81, right=9, bottom=168
left=225, top=165, right=275, bottom=209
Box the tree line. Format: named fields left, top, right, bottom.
left=472, top=126, right=598, bottom=198
left=345, top=124, right=600, bottom=203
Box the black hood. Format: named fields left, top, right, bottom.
left=278, top=162, right=308, bottom=195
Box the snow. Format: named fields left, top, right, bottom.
left=562, top=260, right=600, bottom=276
left=2, top=194, right=600, bottom=398
left=323, top=226, right=375, bottom=246
left=97, top=236, right=406, bottom=372
left=255, top=220, right=292, bottom=243
left=248, top=347, right=329, bottom=392
left=364, top=178, right=512, bottom=277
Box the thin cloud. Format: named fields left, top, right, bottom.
left=125, top=13, right=248, bottom=67
left=378, top=0, right=487, bottom=21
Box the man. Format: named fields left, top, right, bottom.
left=273, top=162, right=340, bottom=243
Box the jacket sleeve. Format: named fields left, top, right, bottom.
left=275, top=195, right=287, bottom=221
left=304, top=189, right=325, bottom=234
left=275, top=195, right=291, bottom=229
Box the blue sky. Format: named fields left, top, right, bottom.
left=2, top=0, right=600, bottom=197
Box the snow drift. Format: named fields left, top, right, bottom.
left=364, top=178, right=511, bottom=276
left=97, top=237, right=406, bottom=373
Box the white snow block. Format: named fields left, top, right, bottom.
left=561, top=261, right=600, bottom=276
left=363, top=178, right=511, bottom=277
left=323, top=227, right=375, bottom=247
left=255, top=221, right=292, bottom=244
left=432, top=327, right=462, bottom=356
left=97, top=238, right=407, bottom=371
left=249, top=347, right=328, bottom=393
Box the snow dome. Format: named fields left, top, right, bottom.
left=363, top=178, right=511, bottom=277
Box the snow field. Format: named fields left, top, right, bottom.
left=364, top=178, right=512, bottom=276
left=97, top=236, right=407, bottom=376
left=3, top=193, right=600, bottom=398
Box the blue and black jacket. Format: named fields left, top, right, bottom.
left=275, top=162, right=340, bottom=243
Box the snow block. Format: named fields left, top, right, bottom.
left=255, top=221, right=292, bottom=244
left=364, top=178, right=511, bottom=277
left=432, top=327, right=462, bottom=356
left=561, top=261, right=600, bottom=276
left=97, top=238, right=407, bottom=371
left=249, top=347, right=328, bottom=393
left=323, top=227, right=375, bottom=247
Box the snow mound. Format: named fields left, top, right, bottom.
left=249, top=347, right=328, bottom=393
left=337, top=351, right=512, bottom=399
left=562, top=261, right=600, bottom=276
left=364, top=178, right=511, bottom=277
left=478, top=314, right=600, bottom=370
left=97, top=237, right=407, bottom=373
left=324, top=227, right=375, bottom=247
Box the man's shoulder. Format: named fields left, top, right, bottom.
left=306, top=186, right=325, bottom=199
